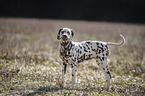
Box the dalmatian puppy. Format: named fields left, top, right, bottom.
left=57, top=28, right=125, bottom=90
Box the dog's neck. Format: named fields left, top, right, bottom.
left=60, top=40, right=73, bottom=50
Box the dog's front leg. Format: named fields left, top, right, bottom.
left=71, top=63, right=77, bottom=89
left=61, top=63, right=67, bottom=88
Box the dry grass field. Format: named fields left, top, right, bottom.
left=0, top=18, right=145, bottom=95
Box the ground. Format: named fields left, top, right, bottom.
left=0, top=18, right=145, bottom=95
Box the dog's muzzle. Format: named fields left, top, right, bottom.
left=61, top=35, right=68, bottom=41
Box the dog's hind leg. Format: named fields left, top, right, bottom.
left=97, top=58, right=111, bottom=90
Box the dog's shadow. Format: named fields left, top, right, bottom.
left=26, top=86, right=104, bottom=96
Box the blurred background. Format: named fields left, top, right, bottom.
left=0, top=0, right=145, bottom=23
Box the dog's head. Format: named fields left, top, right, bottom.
left=57, top=28, right=74, bottom=42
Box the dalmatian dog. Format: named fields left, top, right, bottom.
left=57, top=28, right=125, bottom=90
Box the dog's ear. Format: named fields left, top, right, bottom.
left=71, top=29, right=74, bottom=37
left=57, top=28, right=62, bottom=40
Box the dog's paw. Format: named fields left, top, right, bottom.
left=104, top=85, right=110, bottom=91
left=105, top=87, right=109, bottom=91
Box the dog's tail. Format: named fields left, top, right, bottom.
left=106, top=34, right=125, bottom=46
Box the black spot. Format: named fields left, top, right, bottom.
left=83, top=46, right=88, bottom=52
left=98, top=63, right=100, bottom=65
left=86, top=41, right=91, bottom=44
left=79, top=56, right=82, bottom=59
left=80, top=51, right=82, bottom=54
left=60, top=52, right=63, bottom=56
left=84, top=50, right=88, bottom=52
left=98, top=50, right=101, bottom=54
left=97, top=46, right=101, bottom=48
left=74, top=64, right=77, bottom=66
left=79, top=45, right=82, bottom=49
left=83, top=54, right=85, bottom=59
left=66, top=60, right=68, bottom=63
left=72, top=74, right=74, bottom=76
left=101, top=43, right=104, bottom=47
left=68, top=51, right=70, bottom=55
left=71, top=64, right=73, bottom=68
left=106, top=71, right=112, bottom=79
left=106, top=80, right=108, bottom=82
left=71, top=59, right=75, bottom=62
left=88, top=54, right=92, bottom=58
left=103, top=68, right=105, bottom=70
left=92, top=49, right=96, bottom=52
left=96, top=42, right=99, bottom=45
left=86, top=44, right=90, bottom=50
left=102, top=57, right=104, bottom=61
left=105, top=45, right=108, bottom=48
left=106, top=51, right=109, bottom=56
left=77, top=49, right=79, bottom=53
left=102, top=49, right=104, bottom=53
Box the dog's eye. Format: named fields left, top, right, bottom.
left=61, top=31, right=65, bottom=34
left=67, top=31, right=70, bottom=35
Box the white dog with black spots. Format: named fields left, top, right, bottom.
left=57, top=28, right=125, bottom=90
